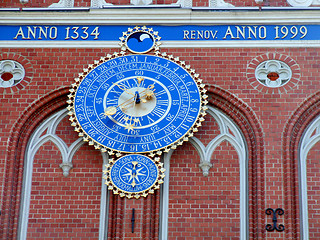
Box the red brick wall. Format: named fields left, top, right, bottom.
left=168, top=140, right=240, bottom=239
left=306, top=141, right=320, bottom=240
left=28, top=142, right=102, bottom=239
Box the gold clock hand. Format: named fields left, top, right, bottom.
left=104, top=83, right=155, bottom=116
left=112, top=82, right=135, bottom=96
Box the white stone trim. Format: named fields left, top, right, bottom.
left=159, top=107, right=248, bottom=240
left=99, top=153, right=109, bottom=239
left=208, top=0, right=234, bottom=7
left=18, top=109, right=109, bottom=240
left=0, top=60, right=25, bottom=88
left=255, top=59, right=292, bottom=88
left=91, top=0, right=112, bottom=8
left=287, top=0, right=317, bottom=7
left=299, top=115, right=320, bottom=239
left=159, top=150, right=173, bottom=240
left=1, top=9, right=320, bottom=25
left=49, top=0, right=75, bottom=8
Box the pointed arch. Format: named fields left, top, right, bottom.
left=207, top=85, right=265, bottom=239
left=283, top=91, right=320, bottom=240
left=160, top=85, right=264, bottom=239
left=0, top=87, right=69, bottom=239
left=17, top=108, right=109, bottom=240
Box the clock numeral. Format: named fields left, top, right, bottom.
left=97, top=135, right=106, bottom=142
left=131, top=55, right=138, bottom=62
left=180, top=123, right=190, bottom=131
left=107, top=60, right=118, bottom=67
left=107, top=140, right=116, bottom=148
left=86, top=106, right=95, bottom=117
left=107, top=98, right=118, bottom=106
left=135, top=70, right=144, bottom=76
left=180, top=74, right=188, bottom=79
left=151, top=125, right=160, bottom=132
left=151, top=106, right=166, bottom=118
left=88, top=129, right=97, bottom=137
left=190, top=108, right=199, bottom=113
left=82, top=122, right=91, bottom=130
left=77, top=114, right=86, bottom=121
left=114, top=110, right=126, bottom=124
left=147, top=115, right=155, bottom=124
left=173, top=100, right=179, bottom=105
left=99, top=112, right=107, bottom=119
left=155, top=89, right=166, bottom=96
left=95, top=97, right=103, bottom=104
left=101, top=83, right=110, bottom=91
left=163, top=61, right=170, bottom=68
left=110, top=88, right=122, bottom=96
left=172, top=67, right=179, bottom=72
left=168, top=84, right=175, bottom=91
left=165, top=113, right=174, bottom=122
left=76, top=96, right=84, bottom=103
left=118, top=57, right=128, bottom=64
left=130, top=145, right=138, bottom=152
left=121, top=80, right=135, bottom=89
left=140, top=144, right=151, bottom=152
left=116, top=73, right=125, bottom=80
left=76, top=106, right=84, bottom=112
left=186, top=115, right=196, bottom=122
left=157, top=99, right=169, bottom=106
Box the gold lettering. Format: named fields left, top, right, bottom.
left=248, top=26, right=257, bottom=39
left=190, top=30, right=196, bottom=39
left=13, top=27, right=26, bottom=39
left=38, top=26, right=48, bottom=39
left=27, top=26, right=36, bottom=40
left=197, top=30, right=203, bottom=39
left=49, top=27, right=57, bottom=39
left=183, top=30, right=189, bottom=39
left=235, top=26, right=245, bottom=39
left=223, top=26, right=236, bottom=39
left=210, top=30, right=218, bottom=39
left=259, top=26, right=267, bottom=39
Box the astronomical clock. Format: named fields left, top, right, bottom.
left=67, top=26, right=208, bottom=199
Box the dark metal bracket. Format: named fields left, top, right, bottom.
left=265, top=208, right=285, bottom=232
left=131, top=208, right=135, bottom=233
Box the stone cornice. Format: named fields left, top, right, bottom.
left=0, top=8, right=320, bottom=25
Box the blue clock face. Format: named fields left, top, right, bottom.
left=73, top=54, right=202, bottom=153
left=109, top=154, right=159, bottom=193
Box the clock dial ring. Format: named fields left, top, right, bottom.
left=103, top=154, right=165, bottom=199
left=69, top=54, right=207, bottom=155
left=102, top=76, right=172, bottom=129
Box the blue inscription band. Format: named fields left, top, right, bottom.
left=1, top=25, right=319, bottom=41
left=69, top=53, right=207, bottom=154
left=103, top=154, right=165, bottom=198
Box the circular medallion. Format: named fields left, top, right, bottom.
left=0, top=60, right=25, bottom=88
left=103, top=154, right=165, bottom=198
left=68, top=53, right=207, bottom=156
left=119, top=26, right=161, bottom=54
left=126, top=31, right=155, bottom=54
